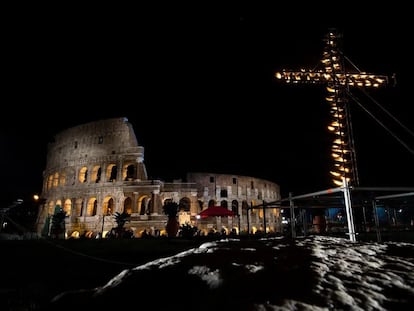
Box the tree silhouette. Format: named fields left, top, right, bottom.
left=163, top=201, right=179, bottom=237
left=110, top=211, right=131, bottom=238
left=50, top=205, right=67, bottom=239
left=163, top=201, right=179, bottom=218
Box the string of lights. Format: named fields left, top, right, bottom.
left=275, top=29, right=392, bottom=187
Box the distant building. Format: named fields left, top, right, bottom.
left=36, top=117, right=282, bottom=238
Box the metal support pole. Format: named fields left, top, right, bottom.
left=342, top=178, right=356, bottom=242
left=393, top=208, right=398, bottom=226
left=262, top=200, right=266, bottom=234
left=289, top=192, right=296, bottom=239
left=362, top=205, right=368, bottom=232
left=0, top=211, right=5, bottom=233
left=372, top=200, right=381, bottom=243
left=301, top=209, right=308, bottom=236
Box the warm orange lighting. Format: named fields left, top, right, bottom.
left=275, top=29, right=391, bottom=187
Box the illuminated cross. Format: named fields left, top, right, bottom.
left=275, top=29, right=392, bottom=187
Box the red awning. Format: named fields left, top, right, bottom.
left=198, top=206, right=235, bottom=219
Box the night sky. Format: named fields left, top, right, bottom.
left=2, top=5, right=413, bottom=205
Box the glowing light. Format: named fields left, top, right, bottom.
left=274, top=29, right=391, bottom=187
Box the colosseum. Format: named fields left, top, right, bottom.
left=36, top=117, right=282, bottom=238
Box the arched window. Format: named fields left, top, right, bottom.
left=86, top=198, right=97, bottom=216
left=139, top=197, right=149, bottom=215
left=59, top=171, right=66, bottom=186
left=232, top=200, right=239, bottom=216
left=92, top=200, right=97, bottom=216
left=47, top=175, right=53, bottom=190
left=107, top=164, right=117, bottom=182
left=179, top=197, right=191, bottom=212
left=91, top=166, right=101, bottom=183
left=124, top=197, right=132, bottom=214
left=107, top=198, right=114, bottom=215
left=103, top=196, right=114, bottom=215
left=123, top=164, right=136, bottom=181
left=79, top=167, right=88, bottom=183
left=198, top=200, right=204, bottom=213
left=53, top=172, right=59, bottom=187
left=64, top=199, right=72, bottom=216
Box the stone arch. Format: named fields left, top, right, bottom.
left=231, top=200, right=239, bottom=216
left=179, top=197, right=191, bottom=212
left=208, top=199, right=216, bottom=207
left=79, top=167, right=88, bottom=183
left=53, top=172, right=59, bottom=187
left=59, top=171, right=66, bottom=186
left=63, top=199, right=72, bottom=216
left=103, top=196, right=114, bottom=215
left=138, top=196, right=150, bottom=215
left=86, top=197, right=97, bottom=216
left=220, top=226, right=229, bottom=235
left=91, top=165, right=101, bottom=183
left=107, top=164, right=117, bottom=182
left=197, top=200, right=204, bottom=213
left=47, top=175, right=53, bottom=190
left=124, top=197, right=133, bottom=214
left=84, top=231, right=96, bottom=239
left=220, top=200, right=228, bottom=208
left=70, top=231, right=80, bottom=239
left=122, top=163, right=136, bottom=181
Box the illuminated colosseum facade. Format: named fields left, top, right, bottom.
left=36, top=117, right=282, bottom=238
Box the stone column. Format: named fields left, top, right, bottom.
left=136, top=155, right=148, bottom=180
left=152, top=189, right=160, bottom=214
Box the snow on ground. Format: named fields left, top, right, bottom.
left=48, top=235, right=414, bottom=311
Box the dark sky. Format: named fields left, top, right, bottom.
left=2, top=5, right=413, bottom=205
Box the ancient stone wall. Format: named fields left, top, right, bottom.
left=36, top=118, right=282, bottom=238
